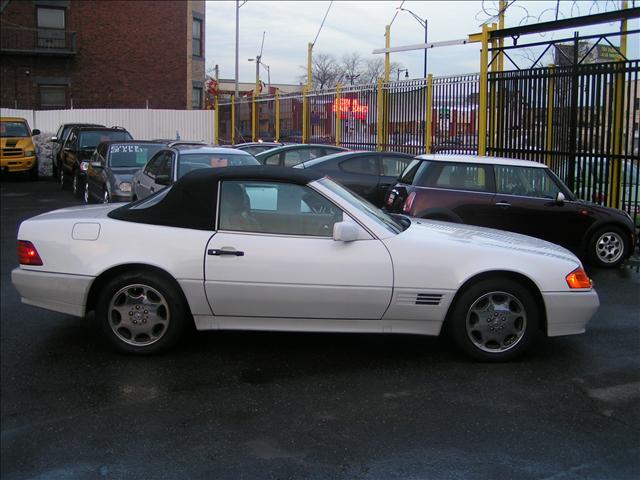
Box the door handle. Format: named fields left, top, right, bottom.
left=495, top=201, right=511, bottom=208
left=208, top=249, right=244, bottom=256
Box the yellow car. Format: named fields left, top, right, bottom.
left=0, top=117, right=41, bottom=180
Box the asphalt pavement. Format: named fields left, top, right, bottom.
left=1, top=177, right=639, bottom=480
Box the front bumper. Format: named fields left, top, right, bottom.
left=543, top=289, right=600, bottom=337
left=11, top=268, right=94, bottom=318
left=0, top=155, right=36, bottom=173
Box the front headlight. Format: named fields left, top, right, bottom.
left=25, top=150, right=35, bottom=157
left=118, top=182, right=132, bottom=192
left=80, top=161, right=89, bottom=171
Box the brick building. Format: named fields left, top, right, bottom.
left=0, top=0, right=205, bottom=110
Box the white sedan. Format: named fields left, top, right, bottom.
left=12, top=166, right=599, bottom=361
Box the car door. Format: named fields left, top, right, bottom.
left=490, top=165, right=590, bottom=251
left=135, top=151, right=165, bottom=199
left=204, top=180, right=393, bottom=319
left=85, top=149, right=102, bottom=199
left=61, top=129, right=78, bottom=174
left=335, top=155, right=381, bottom=203
left=378, top=155, right=413, bottom=207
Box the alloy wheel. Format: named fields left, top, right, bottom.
left=595, top=231, right=624, bottom=265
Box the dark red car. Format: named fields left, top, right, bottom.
left=385, top=155, right=636, bottom=268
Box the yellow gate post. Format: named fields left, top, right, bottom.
left=608, top=0, right=628, bottom=209
left=231, top=95, right=236, bottom=145
left=478, top=24, right=490, bottom=156
left=251, top=95, right=257, bottom=142
left=302, top=87, right=309, bottom=144
left=376, top=78, right=383, bottom=151
left=275, top=88, right=280, bottom=143
left=488, top=23, right=498, bottom=152
left=425, top=74, right=433, bottom=154
left=214, top=95, right=219, bottom=145
left=545, top=66, right=555, bottom=167
left=335, top=83, right=342, bottom=146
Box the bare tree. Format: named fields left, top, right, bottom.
left=339, top=52, right=364, bottom=85
left=361, top=57, right=404, bottom=84
left=299, top=53, right=341, bottom=90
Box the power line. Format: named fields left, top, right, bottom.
left=312, top=1, right=334, bottom=47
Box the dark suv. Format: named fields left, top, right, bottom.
left=50, top=123, right=104, bottom=178
left=60, top=126, right=132, bottom=197
left=386, top=155, right=636, bottom=268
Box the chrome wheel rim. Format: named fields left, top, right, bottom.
left=60, top=169, right=64, bottom=185
left=84, top=183, right=90, bottom=203
left=103, top=190, right=110, bottom=204
left=595, top=232, right=624, bottom=264
left=72, top=173, right=78, bottom=195
left=466, top=291, right=527, bottom=353
left=108, top=283, right=170, bottom=347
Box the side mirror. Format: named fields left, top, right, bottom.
left=155, top=174, right=171, bottom=186
left=50, top=136, right=58, bottom=142
left=32, top=129, right=41, bottom=136
left=333, top=221, right=360, bottom=242
left=90, top=161, right=102, bottom=169
left=555, top=192, right=565, bottom=205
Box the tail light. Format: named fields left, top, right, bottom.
left=566, top=267, right=591, bottom=289
left=17, top=240, right=43, bottom=266
left=403, top=192, right=416, bottom=213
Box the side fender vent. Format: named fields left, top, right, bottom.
left=415, top=293, right=442, bottom=306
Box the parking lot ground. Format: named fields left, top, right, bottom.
left=1, top=178, right=639, bottom=480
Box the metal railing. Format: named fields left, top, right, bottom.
left=0, top=26, right=77, bottom=54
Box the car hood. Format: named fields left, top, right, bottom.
left=407, top=218, right=578, bottom=262
left=0, top=137, right=34, bottom=149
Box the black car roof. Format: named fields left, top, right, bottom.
left=298, top=150, right=414, bottom=169
left=74, top=126, right=130, bottom=132
left=108, top=166, right=323, bottom=230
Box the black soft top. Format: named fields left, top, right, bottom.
left=108, top=166, right=324, bottom=230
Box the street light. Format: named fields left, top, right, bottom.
left=397, top=6, right=428, bottom=78
left=397, top=68, right=409, bottom=81
left=235, top=0, right=248, bottom=99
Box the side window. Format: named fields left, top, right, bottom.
left=218, top=180, right=343, bottom=236
left=264, top=152, right=281, bottom=166
left=382, top=156, right=411, bottom=177
left=339, top=156, right=379, bottom=175
left=283, top=150, right=302, bottom=167
left=432, top=163, right=490, bottom=192
left=400, top=159, right=424, bottom=184
left=65, top=130, right=77, bottom=150
left=145, top=152, right=165, bottom=176
left=495, top=166, right=561, bottom=199
left=159, top=153, right=174, bottom=178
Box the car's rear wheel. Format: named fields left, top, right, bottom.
left=72, top=169, right=82, bottom=198
left=588, top=226, right=628, bottom=268
left=103, top=189, right=110, bottom=204
left=97, top=272, right=188, bottom=354
left=84, top=182, right=94, bottom=204
left=448, top=277, right=539, bottom=362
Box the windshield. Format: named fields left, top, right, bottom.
left=0, top=121, right=30, bottom=137
left=109, top=144, right=163, bottom=168
left=317, top=177, right=403, bottom=235
left=79, top=131, right=132, bottom=149
left=177, top=152, right=258, bottom=178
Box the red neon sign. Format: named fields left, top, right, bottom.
left=332, top=98, right=369, bottom=120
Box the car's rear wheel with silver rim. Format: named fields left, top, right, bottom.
left=449, top=277, right=539, bottom=361
left=97, top=272, right=189, bottom=354
left=84, top=182, right=93, bottom=203
left=60, top=168, right=69, bottom=190
left=103, top=189, right=110, bottom=204
left=589, top=226, right=628, bottom=268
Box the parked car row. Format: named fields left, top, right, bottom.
left=31, top=120, right=640, bottom=271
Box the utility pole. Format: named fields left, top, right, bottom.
left=234, top=0, right=240, bottom=99
left=307, top=42, right=313, bottom=90
left=384, top=25, right=390, bottom=82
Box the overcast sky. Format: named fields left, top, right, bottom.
left=205, top=0, right=639, bottom=84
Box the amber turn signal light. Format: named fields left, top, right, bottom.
left=17, top=240, right=43, bottom=266
left=566, top=267, right=591, bottom=289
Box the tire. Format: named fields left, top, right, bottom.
left=72, top=169, right=82, bottom=198
left=448, top=277, right=539, bottom=362
left=84, top=182, right=94, bottom=204
left=28, top=162, right=38, bottom=181
left=102, top=189, right=110, bottom=204
left=588, top=226, right=629, bottom=269
left=96, top=272, right=189, bottom=355
left=60, top=167, right=70, bottom=190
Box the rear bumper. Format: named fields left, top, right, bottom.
left=11, top=268, right=94, bottom=318
left=543, top=289, right=600, bottom=336
left=0, top=155, right=36, bottom=173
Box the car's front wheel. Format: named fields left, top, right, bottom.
left=96, top=272, right=189, bottom=354
left=84, top=182, right=94, bottom=204
left=102, top=189, right=110, bottom=204
left=448, top=277, right=539, bottom=362
left=72, top=169, right=82, bottom=198
left=588, top=226, right=629, bottom=268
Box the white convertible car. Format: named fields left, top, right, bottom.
left=12, top=166, right=599, bottom=361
